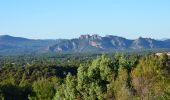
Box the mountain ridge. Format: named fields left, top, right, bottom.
left=0, top=34, right=170, bottom=54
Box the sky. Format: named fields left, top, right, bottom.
left=0, top=0, right=170, bottom=39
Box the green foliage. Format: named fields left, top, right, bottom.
left=29, top=77, right=56, bottom=100
left=76, top=55, right=118, bottom=100
left=54, top=73, right=78, bottom=100
left=0, top=53, right=169, bottom=100
left=131, top=54, right=170, bottom=99
left=114, top=67, right=133, bottom=100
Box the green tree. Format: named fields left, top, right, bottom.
left=29, top=78, right=56, bottom=100
left=114, top=67, right=133, bottom=100
left=131, top=55, right=169, bottom=99
left=54, top=73, right=78, bottom=100
left=76, top=55, right=115, bottom=100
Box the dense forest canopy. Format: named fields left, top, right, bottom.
left=0, top=52, right=170, bottom=100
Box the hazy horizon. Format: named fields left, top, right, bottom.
left=0, top=0, right=170, bottom=39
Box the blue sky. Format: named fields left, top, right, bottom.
left=0, top=0, right=170, bottom=39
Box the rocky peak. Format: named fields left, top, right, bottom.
left=79, top=34, right=91, bottom=39
left=91, top=34, right=102, bottom=40
left=79, top=34, right=102, bottom=40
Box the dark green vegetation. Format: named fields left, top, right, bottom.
left=0, top=53, right=170, bottom=100
left=1, top=35, right=170, bottom=55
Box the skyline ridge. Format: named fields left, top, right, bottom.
left=0, top=33, right=169, bottom=40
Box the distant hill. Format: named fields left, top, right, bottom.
left=0, top=35, right=58, bottom=54
left=0, top=34, right=170, bottom=55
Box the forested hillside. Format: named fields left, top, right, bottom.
left=0, top=53, right=170, bottom=100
